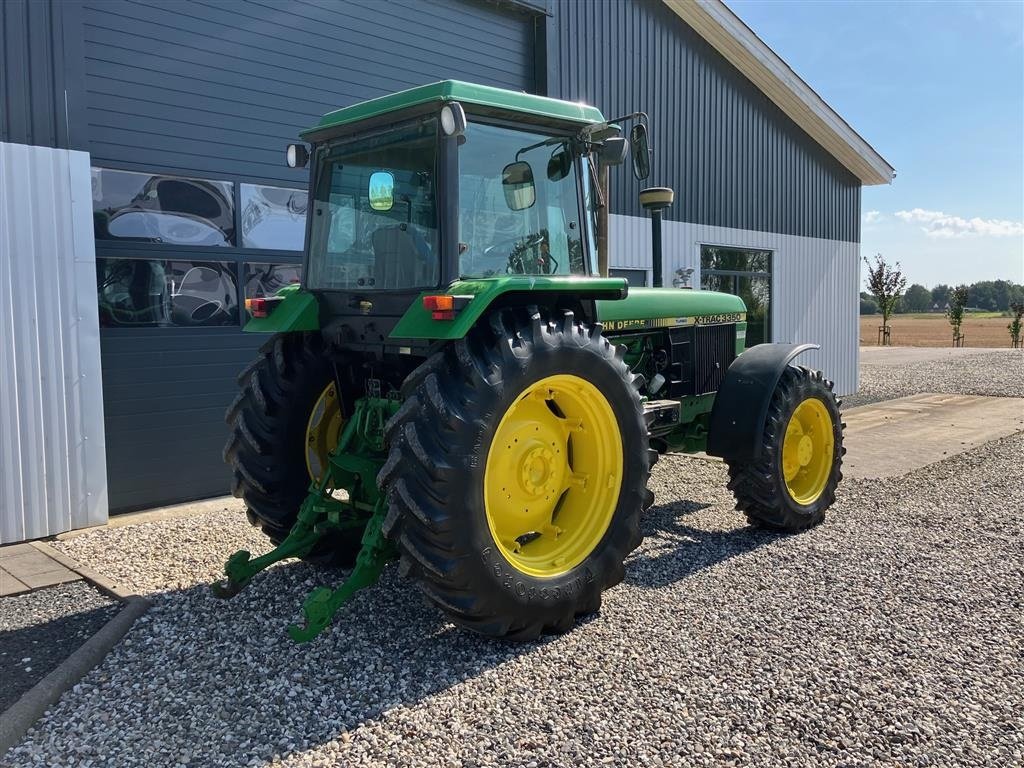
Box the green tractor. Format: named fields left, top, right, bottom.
left=214, top=81, right=844, bottom=642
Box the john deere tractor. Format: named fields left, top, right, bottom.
left=214, top=81, right=844, bottom=642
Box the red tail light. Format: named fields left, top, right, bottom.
left=423, top=294, right=471, bottom=321
left=245, top=296, right=284, bottom=318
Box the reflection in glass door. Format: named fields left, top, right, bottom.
left=700, top=246, right=772, bottom=347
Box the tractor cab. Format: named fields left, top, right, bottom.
left=284, top=81, right=647, bottom=339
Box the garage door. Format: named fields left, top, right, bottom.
left=79, top=0, right=538, bottom=511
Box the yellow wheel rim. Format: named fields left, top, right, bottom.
left=781, top=398, right=834, bottom=505
left=305, top=382, right=344, bottom=482
left=483, top=374, right=623, bottom=578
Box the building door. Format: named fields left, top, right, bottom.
left=700, top=246, right=772, bottom=347
left=76, top=0, right=540, bottom=512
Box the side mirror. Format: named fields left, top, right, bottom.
left=368, top=171, right=395, bottom=211
left=502, top=161, right=536, bottom=210
left=630, top=124, right=651, bottom=180
left=598, top=136, right=628, bottom=167
left=547, top=146, right=572, bottom=182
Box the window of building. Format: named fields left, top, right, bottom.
left=91, top=169, right=235, bottom=246
left=240, top=184, right=308, bottom=250
left=244, top=263, right=302, bottom=298
left=96, top=258, right=238, bottom=327
left=700, top=246, right=772, bottom=346
left=610, top=268, right=647, bottom=287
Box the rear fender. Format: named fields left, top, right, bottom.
left=243, top=286, right=320, bottom=333
left=389, top=276, right=628, bottom=340
left=706, top=343, right=819, bottom=463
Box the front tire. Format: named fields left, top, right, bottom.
left=725, top=366, right=844, bottom=532
left=380, top=308, right=654, bottom=640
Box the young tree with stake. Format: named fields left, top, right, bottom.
left=946, top=285, right=969, bottom=345
left=863, top=254, right=906, bottom=345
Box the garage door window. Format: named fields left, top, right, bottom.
left=92, top=169, right=235, bottom=247
left=96, top=258, right=239, bottom=328
left=244, top=263, right=302, bottom=298
left=240, top=184, right=308, bottom=250
left=700, top=246, right=772, bottom=346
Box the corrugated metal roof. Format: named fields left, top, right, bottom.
left=0, top=143, right=108, bottom=543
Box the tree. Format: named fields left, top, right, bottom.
left=946, top=285, right=969, bottom=343
left=903, top=283, right=931, bottom=313
left=931, top=284, right=950, bottom=309
left=860, top=296, right=878, bottom=315
left=863, top=254, right=907, bottom=343
left=1009, top=302, right=1024, bottom=348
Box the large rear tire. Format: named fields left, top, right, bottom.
left=223, top=332, right=362, bottom=566
left=380, top=308, right=655, bottom=640
left=725, top=366, right=844, bottom=532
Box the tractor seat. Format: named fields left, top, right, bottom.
left=372, top=224, right=432, bottom=289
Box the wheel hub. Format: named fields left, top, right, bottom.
left=781, top=397, right=835, bottom=505
left=517, top=443, right=562, bottom=497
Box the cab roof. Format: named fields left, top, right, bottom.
left=302, top=80, right=606, bottom=139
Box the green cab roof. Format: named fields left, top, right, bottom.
left=302, top=80, right=606, bottom=138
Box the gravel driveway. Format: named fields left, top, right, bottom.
left=4, top=352, right=1022, bottom=767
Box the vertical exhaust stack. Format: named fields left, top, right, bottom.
left=639, top=187, right=674, bottom=288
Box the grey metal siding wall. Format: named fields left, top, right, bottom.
left=0, top=0, right=69, bottom=147
left=0, top=144, right=107, bottom=542
left=79, top=0, right=535, bottom=183
left=548, top=0, right=861, bottom=243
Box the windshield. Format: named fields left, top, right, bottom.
left=306, top=120, right=438, bottom=291
left=458, top=122, right=589, bottom=278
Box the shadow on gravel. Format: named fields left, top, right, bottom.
left=0, top=602, right=120, bottom=710
left=625, top=499, right=781, bottom=589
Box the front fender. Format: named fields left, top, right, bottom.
left=706, top=343, right=819, bottom=463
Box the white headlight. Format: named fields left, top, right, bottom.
left=440, top=103, right=466, bottom=136
left=286, top=143, right=308, bottom=168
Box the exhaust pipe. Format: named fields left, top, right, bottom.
left=639, top=187, right=674, bottom=288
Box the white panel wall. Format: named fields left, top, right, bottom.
left=0, top=143, right=108, bottom=543
left=609, top=213, right=860, bottom=396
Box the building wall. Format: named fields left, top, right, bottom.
left=547, top=0, right=862, bottom=243
left=0, top=143, right=108, bottom=543
left=546, top=0, right=862, bottom=394
left=0, top=0, right=71, bottom=148
left=608, top=215, right=859, bottom=395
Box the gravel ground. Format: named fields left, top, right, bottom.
left=0, top=582, right=119, bottom=711
left=842, top=349, right=1024, bottom=409
left=3, top=355, right=1022, bottom=767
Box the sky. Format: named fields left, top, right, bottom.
left=728, top=0, right=1024, bottom=289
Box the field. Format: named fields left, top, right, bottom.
left=860, top=312, right=1017, bottom=347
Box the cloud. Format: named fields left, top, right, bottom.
left=894, top=208, right=1024, bottom=239
left=863, top=210, right=882, bottom=224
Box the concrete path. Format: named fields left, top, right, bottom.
left=842, top=392, right=1024, bottom=479
left=0, top=543, right=80, bottom=596
left=859, top=346, right=1010, bottom=367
